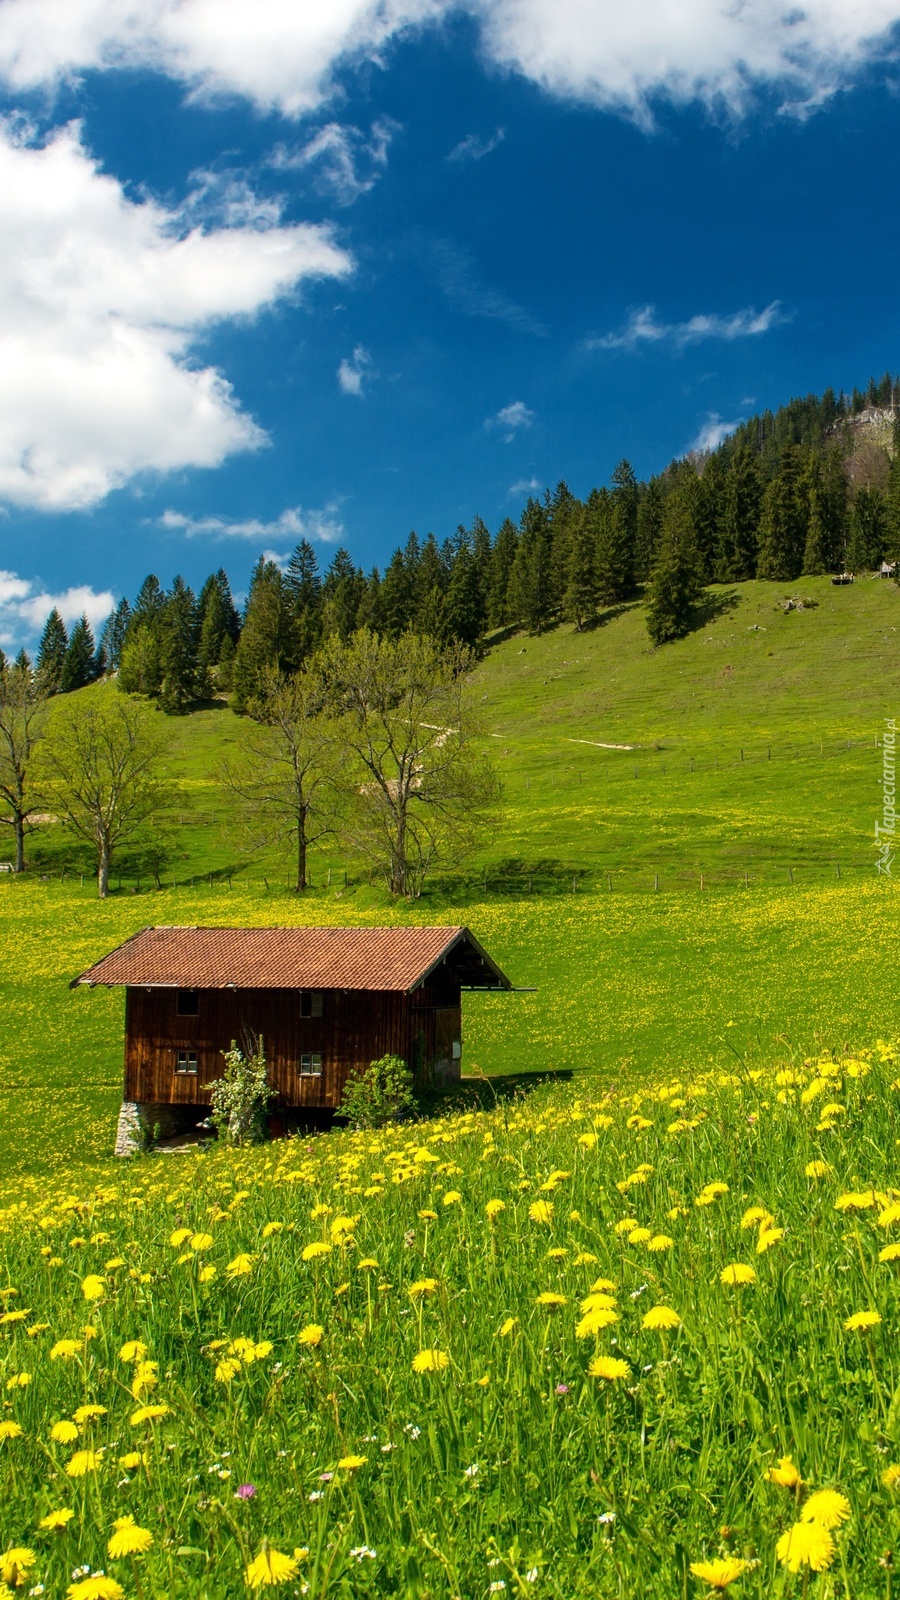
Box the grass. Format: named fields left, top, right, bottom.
left=3, top=1042, right=900, bottom=1596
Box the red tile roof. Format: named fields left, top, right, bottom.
left=73, top=925, right=510, bottom=993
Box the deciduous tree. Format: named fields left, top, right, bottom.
left=0, top=655, right=47, bottom=872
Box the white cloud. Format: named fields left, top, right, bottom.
left=0, top=570, right=114, bottom=648
left=160, top=503, right=344, bottom=542
left=272, top=118, right=399, bottom=205
left=508, top=475, right=541, bottom=496
left=689, top=413, right=744, bottom=453
left=486, top=400, right=534, bottom=442
left=2, top=0, right=900, bottom=121
left=590, top=301, right=786, bottom=352
left=430, top=237, right=546, bottom=334
left=338, top=345, right=372, bottom=396
left=0, top=119, right=351, bottom=512
left=447, top=127, right=505, bottom=162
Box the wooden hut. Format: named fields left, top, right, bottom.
left=72, top=925, right=513, bottom=1153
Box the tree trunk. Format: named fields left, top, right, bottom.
left=295, top=820, right=308, bottom=893
left=13, top=811, right=24, bottom=873
left=98, top=842, right=110, bottom=899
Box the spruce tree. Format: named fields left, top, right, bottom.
left=231, top=559, right=293, bottom=712
left=694, top=453, right=725, bottom=583
left=470, top=515, right=492, bottom=626
left=802, top=464, right=830, bottom=576
left=635, top=479, right=664, bottom=581
left=486, top=519, right=518, bottom=626
left=885, top=423, right=900, bottom=560
left=322, top=549, right=364, bottom=640
left=716, top=446, right=761, bottom=580
left=548, top=481, right=582, bottom=592
left=756, top=448, right=805, bottom=581
left=285, top=539, right=323, bottom=663
left=507, top=498, right=554, bottom=633
left=646, top=472, right=703, bottom=646
left=197, top=573, right=240, bottom=688
left=379, top=549, right=415, bottom=638
left=130, top=574, right=166, bottom=629
left=848, top=487, right=887, bottom=571
left=563, top=515, right=598, bottom=630
left=820, top=446, right=849, bottom=570
left=159, top=576, right=198, bottom=714
left=36, top=608, right=68, bottom=694
left=414, top=535, right=447, bottom=631
left=595, top=466, right=635, bottom=604
left=441, top=546, right=485, bottom=648
left=99, top=599, right=130, bottom=672
left=59, top=615, right=97, bottom=693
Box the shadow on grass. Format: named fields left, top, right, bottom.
left=420, top=1068, right=573, bottom=1117
left=428, top=857, right=591, bottom=901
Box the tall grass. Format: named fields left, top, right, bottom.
left=3, top=1041, right=900, bottom=1595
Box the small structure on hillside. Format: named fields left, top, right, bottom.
left=831, top=571, right=855, bottom=585
left=72, top=925, right=513, bottom=1154
left=880, top=561, right=896, bottom=579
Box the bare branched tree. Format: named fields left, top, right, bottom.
left=40, top=694, right=166, bottom=897
left=219, top=666, right=341, bottom=892
left=318, top=629, right=501, bottom=897
left=0, top=657, right=48, bottom=872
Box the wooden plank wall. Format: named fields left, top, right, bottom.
left=124, top=981, right=462, bottom=1108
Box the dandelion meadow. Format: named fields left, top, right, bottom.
left=4, top=1040, right=900, bottom=1594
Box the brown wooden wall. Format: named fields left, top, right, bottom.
left=123, top=979, right=462, bottom=1108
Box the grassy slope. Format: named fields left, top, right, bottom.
left=3, top=572, right=900, bottom=1175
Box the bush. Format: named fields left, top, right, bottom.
left=338, top=1053, right=417, bottom=1130
left=205, top=1037, right=273, bottom=1146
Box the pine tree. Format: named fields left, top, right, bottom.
left=848, top=487, right=887, bottom=571
left=564, top=515, right=598, bottom=630
left=130, top=574, right=166, bottom=629
left=820, top=446, right=849, bottom=570
left=413, top=535, right=447, bottom=632
left=470, top=515, right=492, bottom=626
left=595, top=464, right=635, bottom=604
left=646, top=472, right=704, bottom=646
left=802, top=463, right=830, bottom=576
left=716, top=446, right=761, bottom=580
left=379, top=549, right=415, bottom=638
left=322, top=549, right=364, bottom=641
left=197, top=572, right=240, bottom=689
left=285, top=539, right=323, bottom=664
left=756, top=448, right=805, bottom=581
left=159, top=576, right=198, bottom=714
left=36, top=608, right=68, bottom=694
left=99, top=599, right=130, bottom=672
left=231, top=560, right=293, bottom=712
left=441, top=546, right=485, bottom=648
left=635, top=480, right=664, bottom=581
left=694, top=453, right=725, bottom=582
left=486, top=519, right=518, bottom=627
left=59, top=615, right=97, bottom=693
left=507, top=498, right=554, bottom=633
left=548, top=482, right=582, bottom=592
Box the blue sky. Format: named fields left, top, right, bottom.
left=0, top=0, right=899, bottom=645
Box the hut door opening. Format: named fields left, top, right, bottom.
left=433, top=1007, right=462, bottom=1082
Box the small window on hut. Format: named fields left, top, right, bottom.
left=177, top=989, right=200, bottom=1017
left=300, top=991, right=323, bottom=1018
left=175, top=1050, right=199, bottom=1075
left=300, top=1053, right=323, bottom=1077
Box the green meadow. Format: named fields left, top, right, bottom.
left=2, top=573, right=899, bottom=1180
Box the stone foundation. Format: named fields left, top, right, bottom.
left=114, top=1101, right=207, bottom=1156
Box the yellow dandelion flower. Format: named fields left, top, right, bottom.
left=576, top=1309, right=619, bottom=1337
left=244, top=1546, right=300, bottom=1589
left=844, top=1310, right=882, bottom=1331
left=5, top=1373, right=30, bottom=1390
left=776, top=1521, right=834, bottom=1573
left=573, top=1251, right=598, bottom=1265
left=835, top=1191, right=875, bottom=1212
left=297, top=1324, right=324, bottom=1347
left=73, top=1404, right=107, bottom=1425
left=198, top=1265, right=217, bottom=1283
left=740, top=1207, right=773, bottom=1230
left=118, top=1340, right=147, bottom=1364
left=65, top=1449, right=101, bottom=1477
left=642, top=1306, right=681, bottom=1331
left=301, top=1242, right=332, bottom=1262
left=546, top=1247, right=568, bottom=1260
left=628, top=1227, right=652, bottom=1245
left=498, top=1317, right=517, bottom=1337
left=801, top=1490, right=851, bottom=1529
left=485, top=1199, right=506, bottom=1219
left=1, top=1549, right=35, bottom=1586
left=50, top=1420, right=80, bottom=1444
left=408, top=1278, right=439, bottom=1298
left=688, top=1558, right=749, bottom=1589
left=528, top=1200, right=554, bottom=1224
left=49, top=1339, right=81, bottom=1360
left=588, top=1356, right=630, bottom=1381
left=720, top=1264, right=757, bottom=1286
left=442, top=1190, right=462, bottom=1206
left=169, top=1228, right=191, bottom=1248
left=805, top=1160, right=831, bottom=1179
left=756, top=1227, right=784, bottom=1254
left=766, top=1455, right=803, bottom=1488
left=647, top=1234, right=674, bottom=1253
left=129, top=1404, right=171, bottom=1425
left=418, top=1209, right=438, bottom=1221
left=412, top=1349, right=450, bottom=1373
left=67, top=1580, right=126, bottom=1600
left=880, top=1242, right=900, bottom=1264
left=226, top=1254, right=254, bottom=1277
left=40, top=1508, right=75, bottom=1530
left=215, top=1358, right=242, bottom=1383
left=536, top=1292, right=567, bottom=1309
left=0, top=1421, right=23, bottom=1442
left=336, top=1453, right=366, bottom=1469
left=613, top=1218, right=638, bottom=1235
left=107, top=1516, right=154, bottom=1558
left=590, top=1277, right=617, bottom=1293
left=118, top=1452, right=146, bottom=1470
left=882, top=1464, right=900, bottom=1489
left=189, top=1233, right=213, bottom=1253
